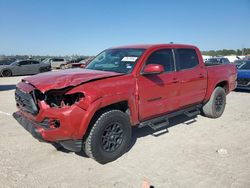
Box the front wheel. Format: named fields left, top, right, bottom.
left=84, top=110, right=131, bottom=164
left=202, top=87, right=226, bottom=118
left=60, top=64, right=66, bottom=69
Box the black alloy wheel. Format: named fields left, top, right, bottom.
left=101, top=122, right=124, bottom=152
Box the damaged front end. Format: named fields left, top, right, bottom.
left=13, top=82, right=94, bottom=149
left=15, top=85, right=86, bottom=116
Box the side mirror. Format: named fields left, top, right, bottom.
left=143, top=64, right=165, bottom=75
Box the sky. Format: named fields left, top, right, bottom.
left=0, top=0, right=250, bottom=56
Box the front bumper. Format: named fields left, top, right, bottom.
left=236, top=78, right=250, bottom=90
left=236, top=85, right=250, bottom=90
left=13, top=112, right=44, bottom=141
left=13, top=109, right=83, bottom=152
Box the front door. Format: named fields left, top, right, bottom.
left=137, top=49, right=180, bottom=121
left=15, top=61, right=30, bottom=75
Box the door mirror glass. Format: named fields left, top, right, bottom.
left=143, top=64, right=165, bottom=74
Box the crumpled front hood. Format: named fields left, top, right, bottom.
left=22, top=68, right=124, bottom=92
left=237, top=69, right=250, bottom=79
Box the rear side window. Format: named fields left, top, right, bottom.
left=30, top=61, right=39, bottom=64
left=222, top=58, right=230, bottom=64
left=19, top=61, right=30, bottom=65
left=176, top=49, right=199, bottom=70
left=53, top=59, right=64, bottom=62
left=145, top=49, right=175, bottom=72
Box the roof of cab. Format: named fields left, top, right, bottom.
left=110, top=44, right=197, bottom=50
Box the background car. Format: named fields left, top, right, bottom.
left=234, top=59, right=245, bottom=68
left=236, top=60, right=250, bottom=90
left=205, top=57, right=230, bottom=65
left=71, top=59, right=91, bottom=68
left=0, top=60, right=51, bottom=77
left=66, top=57, right=93, bottom=69
left=0, top=58, right=16, bottom=66
left=43, top=58, right=67, bottom=69
left=65, top=58, right=85, bottom=68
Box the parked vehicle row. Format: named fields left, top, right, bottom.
left=0, top=60, right=51, bottom=77
left=0, top=58, right=16, bottom=66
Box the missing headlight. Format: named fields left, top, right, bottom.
left=45, top=88, right=84, bottom=108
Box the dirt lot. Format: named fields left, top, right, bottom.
left=0, top=76, right=250, bottom=188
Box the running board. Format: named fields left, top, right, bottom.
left=184, top=108, right=200, bottom=118
left=138, top=105, right=201, bottom=131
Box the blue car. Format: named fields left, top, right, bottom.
left=237, top=60, right=250, bottom=90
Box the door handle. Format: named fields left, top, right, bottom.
left=199, top=73, right=205, bottom=78
left=172, top=78, right=179, bottom=83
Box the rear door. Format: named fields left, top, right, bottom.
left=175, top=48, right=207, bottom=108
left=17, top=61, right=30, bottom=75
left=29, top=61, right=40, bottom=74
left=137, top=48, right=180, bottom=121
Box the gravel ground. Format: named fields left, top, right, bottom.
left=0, top=76, right=250, bottom=188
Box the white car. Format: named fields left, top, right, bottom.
left=43, top=58, right=67, bottom=69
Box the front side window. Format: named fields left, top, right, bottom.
left=176, top=49, right=199, bottom=70
left=86, top=48, right=145, bottom=74
left=145, top=49, right=175, bottom=72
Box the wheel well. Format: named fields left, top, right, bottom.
left=83, top=101, right=129, bottom=140
left=216, top=81, right=229, bottom=93
left=1, top=69, right=12, bottom=76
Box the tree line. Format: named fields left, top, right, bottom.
left=201, top=48, right=250, bottom=56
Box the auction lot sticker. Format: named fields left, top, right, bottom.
left=121, top=57, right=138, bottom=62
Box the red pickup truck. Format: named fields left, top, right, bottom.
left=13, top=44, right=237, bottom=163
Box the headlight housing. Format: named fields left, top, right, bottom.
left=36, top=87, right=84, bottom=108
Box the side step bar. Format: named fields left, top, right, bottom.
left=138, top=105, right=201, bottom=131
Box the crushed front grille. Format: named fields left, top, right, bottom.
left=15, top=88, right=39, bottom=115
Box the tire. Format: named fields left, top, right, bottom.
left=39, top=67, right=47, bottom=73
left=1, top=69, right=12, bottom=77
left=84, top=110, right=131, bottom=164
left=202, top=87, right=226, bottom=118
left=60, top=64, right=66, bottom=69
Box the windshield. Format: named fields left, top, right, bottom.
left=42, top=58, right=51, bottom=64
left=86, top=48, right=145, bottom=74
left=238, top=61, right=250, bottom=70
left=10, top=61, right=19, bottom=66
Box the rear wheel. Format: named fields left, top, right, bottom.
left=84, top=110, right=131, bottom=164
left=39, top=67, right=48, bottom=73
left=202, top=87, right=226, bottom=118
left=1, top=69, right=12, bottom=77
